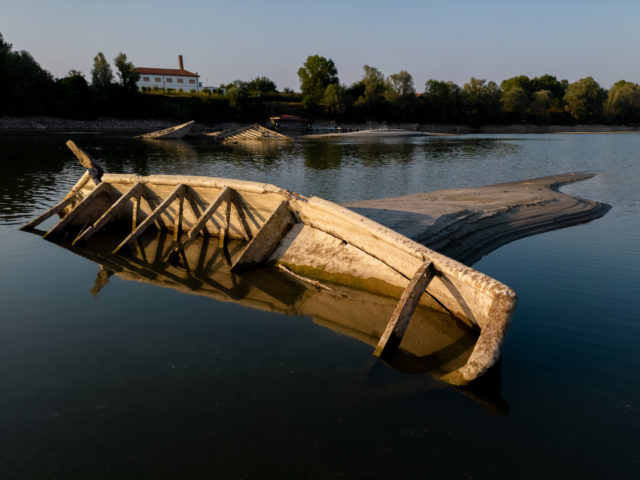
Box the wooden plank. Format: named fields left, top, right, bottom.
left=165, top=187, right=230, bottom=256
left=112, top=184, right=186, bottom=254
left=20, top=195, right=75, bottom=231
left=66, top=140, right=105, bottom=183
left=231, top=200, right=294, bottom=271
left=43, top=182, right=111, bottom=239
left=72, top=182, right=143, bottom=245
left=373, top=261, right=436, bottom=357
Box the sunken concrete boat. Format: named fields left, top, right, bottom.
left=207, top=123, right=293, bottom=143
left=22, top=141, right=518, bottom=386
left=135, top=120, right=195, bottom=140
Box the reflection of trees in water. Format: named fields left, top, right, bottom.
left=224, top=141, right=295, bottom=168
left=303, top=140, right=343, bottom=170
left=422, top=138, right=520, bottom=161
left=0, top=133, right=82, bottom=223
left=342, top=140, right=418, bottom=165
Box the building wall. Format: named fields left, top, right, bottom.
left=136, top=74, right=201, bottom=93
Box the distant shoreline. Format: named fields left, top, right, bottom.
left=1, top=116, right=639, bottom=135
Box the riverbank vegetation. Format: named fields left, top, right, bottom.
left=2, top=33, right=640, bottom=126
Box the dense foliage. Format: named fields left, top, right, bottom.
left=2, top=34, right=640, bottom=126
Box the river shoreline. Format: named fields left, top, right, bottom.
left=2, top=115, right=639, bottom=134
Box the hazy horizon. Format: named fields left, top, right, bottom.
left=2, top=0, right=639, bottom=91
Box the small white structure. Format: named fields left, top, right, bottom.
left=136, top=55, right=201, bottom=93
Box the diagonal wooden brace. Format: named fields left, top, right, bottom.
left=112, top=184, right=186, bottom=254
left=164, top=187, right=231, bottom=258
left=373, top=260, right=436, bottom=357
left=72, top=182, right=143, bottom=245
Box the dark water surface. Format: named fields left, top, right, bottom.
left=0, top=132, right=638, bottom=478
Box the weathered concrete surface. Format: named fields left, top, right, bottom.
left=344, top=173, right=610, bottom=266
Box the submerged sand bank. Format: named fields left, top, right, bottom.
left=344, top=173, right=610, bottom=266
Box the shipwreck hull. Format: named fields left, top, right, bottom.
left=22, top=142, right=518, bottom=386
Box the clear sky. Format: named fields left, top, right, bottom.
left=2, top=0, right=639, bottom=91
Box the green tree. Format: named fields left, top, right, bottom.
left=57, top=70, right=90, bottom=117
left=501, top=86, right=528, bottom=122
left=246, top=76, right=277, bottom=93
left=224, top=80, right=248, bottom=108
left=321, top=83, right=347, bottom=116
left=422, top=80, right=462, bottom=123
left=114, top=52, right=139, bottom=91
left=501, top=75, right=533, bottom=96
left=385, top=70, right=415, bottom=101
left=91, top=52, right=113, bottom=88
left=0, top=33, right=56, bottom=115
left=297, top=55, right=338, bottom=110
left=604, top=80, right=640, bottom=123
left=564, top=77, right=604, bottom=122
left=462, top=77, right=502, bottom=124
left=358, top=65, right=386, bottom=105
left=531, top=74, right=568, bottom=100
left=530, top=90, right=552, bottom=123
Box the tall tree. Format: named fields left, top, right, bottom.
left=501, top=75, right=533, bottom=96
left=462, top=77, right=502, bottom=124
left=604, top=80, right=640, bottom=123
left=422, top=80, right=462, bottom=123
left=530, top=90, right=553, bottom=123
left=501, top=86, right=529, bottom=122
left=564, top=77, right=604, bottom=122
left=91, top=52, right=113, bottom=88
left=385, top=70, right=415, bottom=102
left=0, top=33, right=55, bottom=115
left=297, top=55, right=338, bottom=109
left=114, top=52, right=139, bottom=91
left=321, top=83, right=347, bottom=116
left=358, top=65, right=386, bottom=105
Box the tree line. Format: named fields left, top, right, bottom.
left=2, top=33, right=640, bottom=125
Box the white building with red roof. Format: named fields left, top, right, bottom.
left=136, top=55, right=202, bottom=93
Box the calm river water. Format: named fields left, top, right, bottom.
left=0, top=132, right=638, bottom=478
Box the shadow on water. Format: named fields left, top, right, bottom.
left=29, top=225, right=509, bottom=414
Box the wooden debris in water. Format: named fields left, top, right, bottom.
left=135, top=120, right=195, bottom=140
left=209, top=124, right=292, bottom=143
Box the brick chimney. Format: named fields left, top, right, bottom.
left=178, top=55, right=184, bottom=70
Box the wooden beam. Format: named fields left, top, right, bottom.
left=112, top=184, right=186, bottom=254
left=72, top=182, right=143, bottom=245
left=66, top=140, right=105, bottom=184
left=132, top=194, right=140, bottom=231
left=231, top=200, right=294, bottom=271
left=219, top=198, right=231, bottom=247
left=373, top=261, right=436, bottom=358
left=43, top=182, right=111, bottom=239
left=173, top=190, right=185, bottom=241
left=20, top=195, right=75, bottom=231
left=166, top=187, right=230, bottom=257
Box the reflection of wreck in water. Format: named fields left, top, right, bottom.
left=72, top=232, right=478, bottom=377
left=47, top=230, right=508, bottom=414
left=22, top=140, right=517, bottom=389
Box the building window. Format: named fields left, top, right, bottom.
left=166, top=78, right=173, bottom=83
left=177, top=78, right=184, bottom=84
left=189, top=79, right=195, bottom=84
left=143, top=76, right=150, bottom=82
left=155, top=77, right=161, bottom=82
